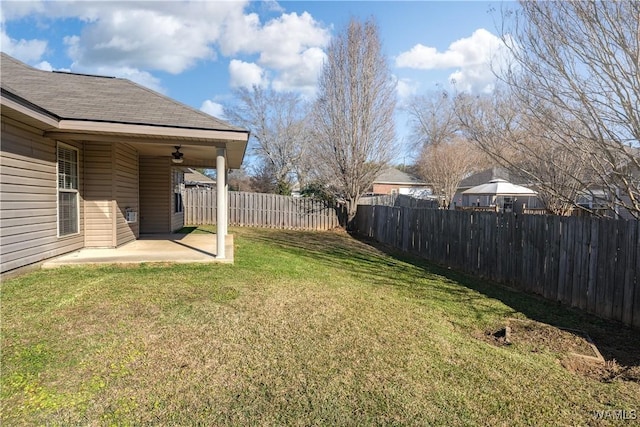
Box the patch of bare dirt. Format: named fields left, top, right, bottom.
left=561, top=357, right=640, bottom=383
left=479, top=318, right=640, bottom=383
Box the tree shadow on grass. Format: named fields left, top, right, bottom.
left=355, top=236, right=640, bottom=370
left=246, top=228, right=640, bottom=369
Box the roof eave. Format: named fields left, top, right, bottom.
left=51, top=119, right=249, bottom=141
left=375, top=181, right=429, bottom=186
left=1, top=91, right=60, bottom=129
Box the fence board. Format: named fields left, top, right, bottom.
left=611, top=220, right=625, bottom=321
left=622, top=220, right=637, bottom=325
left=354, top=204, right=639, bottom=329
left=634, top=223, right=640, bottom=329
left=184, top=188, right=340, bottom=231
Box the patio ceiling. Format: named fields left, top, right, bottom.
left=43, top=122, right=248, bottom=169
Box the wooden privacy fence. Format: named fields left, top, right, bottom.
left=359, top=194, right=440, bottom=208
left=355, top=206, right=640, bottom=328
left=183, top=188, right=342, bottom=230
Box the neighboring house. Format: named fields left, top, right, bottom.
left=457, top=165, right=639, bottom=218
left=453, top=167, right=540, bottom=209
left=371, top=167, right=433, bottom=198
left=460, top=179, right=540, bottom=213
left=455, top=167, right=512, bottom=203
left=184, top=168, right=216, bottom=188
left=577, top=151, right=640, bottom=220
left=0, top=53, right=249, bottom=274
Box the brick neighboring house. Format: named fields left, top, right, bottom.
left=371, top=167, right=433, bottom=197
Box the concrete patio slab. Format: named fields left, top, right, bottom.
left=41, top=233, right=234, bottom=268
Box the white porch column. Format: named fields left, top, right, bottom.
left=222, top=168, right=229, bottom=237
left=216, top=147, right=226, bottom=259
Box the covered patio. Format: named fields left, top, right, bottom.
left=41, top=232, right=234, bottom=268
left=0, top=53, right=250, bottom=276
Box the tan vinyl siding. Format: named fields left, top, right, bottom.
left=84, top=142, right=114, bottom=247
left=84, top=142, right=140, bottom=247
left=0, top=118, right=84, bottom=273
left=139, top=157, right=171, bottom=233
left=114, top=143, right=139, bottom=245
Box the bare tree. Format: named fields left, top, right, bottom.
left=405, top=89, right=488, bottom=208
left=310, top=17, right=396, bottom=227
left=455, top=89, right=592, bottom=216
left=405, top=89, right=459, bottom=148
left=227, top=167, right=253, bottom=192
left=417, top=137, right=486, bottom=208
left=224, top=86, right=310, bottom=195
left=498, top=1, right=640, bottom=218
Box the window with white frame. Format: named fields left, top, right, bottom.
left=57, top=143, right=79, bottom=236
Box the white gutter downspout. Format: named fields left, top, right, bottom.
left=216, top=147, right=227, bottom=259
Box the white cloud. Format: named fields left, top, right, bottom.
left=0, top=1, right=46, bottom=23
left=397, top=44, right=462, bottom=70
left=396, top=29, right=500, bottom=70
left=396, top=78, right=419, bottom=102
left=3, top=2, right=330, bottom=95
left=2, top=1, right=248, bottom=74
left=0, top=28, right=47, bottom=62
left=34, top=60, right=53, bottom=71
left=220, top=11, right=329, bottom=92
left=200, top=100, right=225, bottom=119
left=61, top=4, right=235, bottom=74
left=229, top=59, right=266, bottom=89
left=271, top=46, right=326, bottom=97
left=255, top=12, right=329, bottom=69
left=396, top=28, right=511, bottom=93
left=449, top=65, right=496, bottom=94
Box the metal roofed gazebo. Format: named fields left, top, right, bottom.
left=462, top=179, right=537, bottom=196
left=462, top=179, right=538, bottom=212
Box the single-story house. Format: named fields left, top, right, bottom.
left=0, top=53, right=249, bottom=275
left=184, top=168, right=216, bottom=188
left=371, top=167, right=433, bottom=198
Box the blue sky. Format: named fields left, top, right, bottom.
left=1, top=0, right=512, bottom=164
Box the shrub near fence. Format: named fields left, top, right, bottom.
left=183, top=188, right=342, bottom=230
left=354, top=205, right=640, bottom=329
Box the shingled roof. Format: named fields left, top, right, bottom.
left=0, top=53, right=243, bottom=132
left=375, top=167, right=427, bottom=185
left=458, top=167, right=532, bottom=189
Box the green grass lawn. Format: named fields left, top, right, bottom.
left=2, top=227, right=639, bottom=426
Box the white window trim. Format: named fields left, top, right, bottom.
left=57, top=142, right=80, bottom=238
